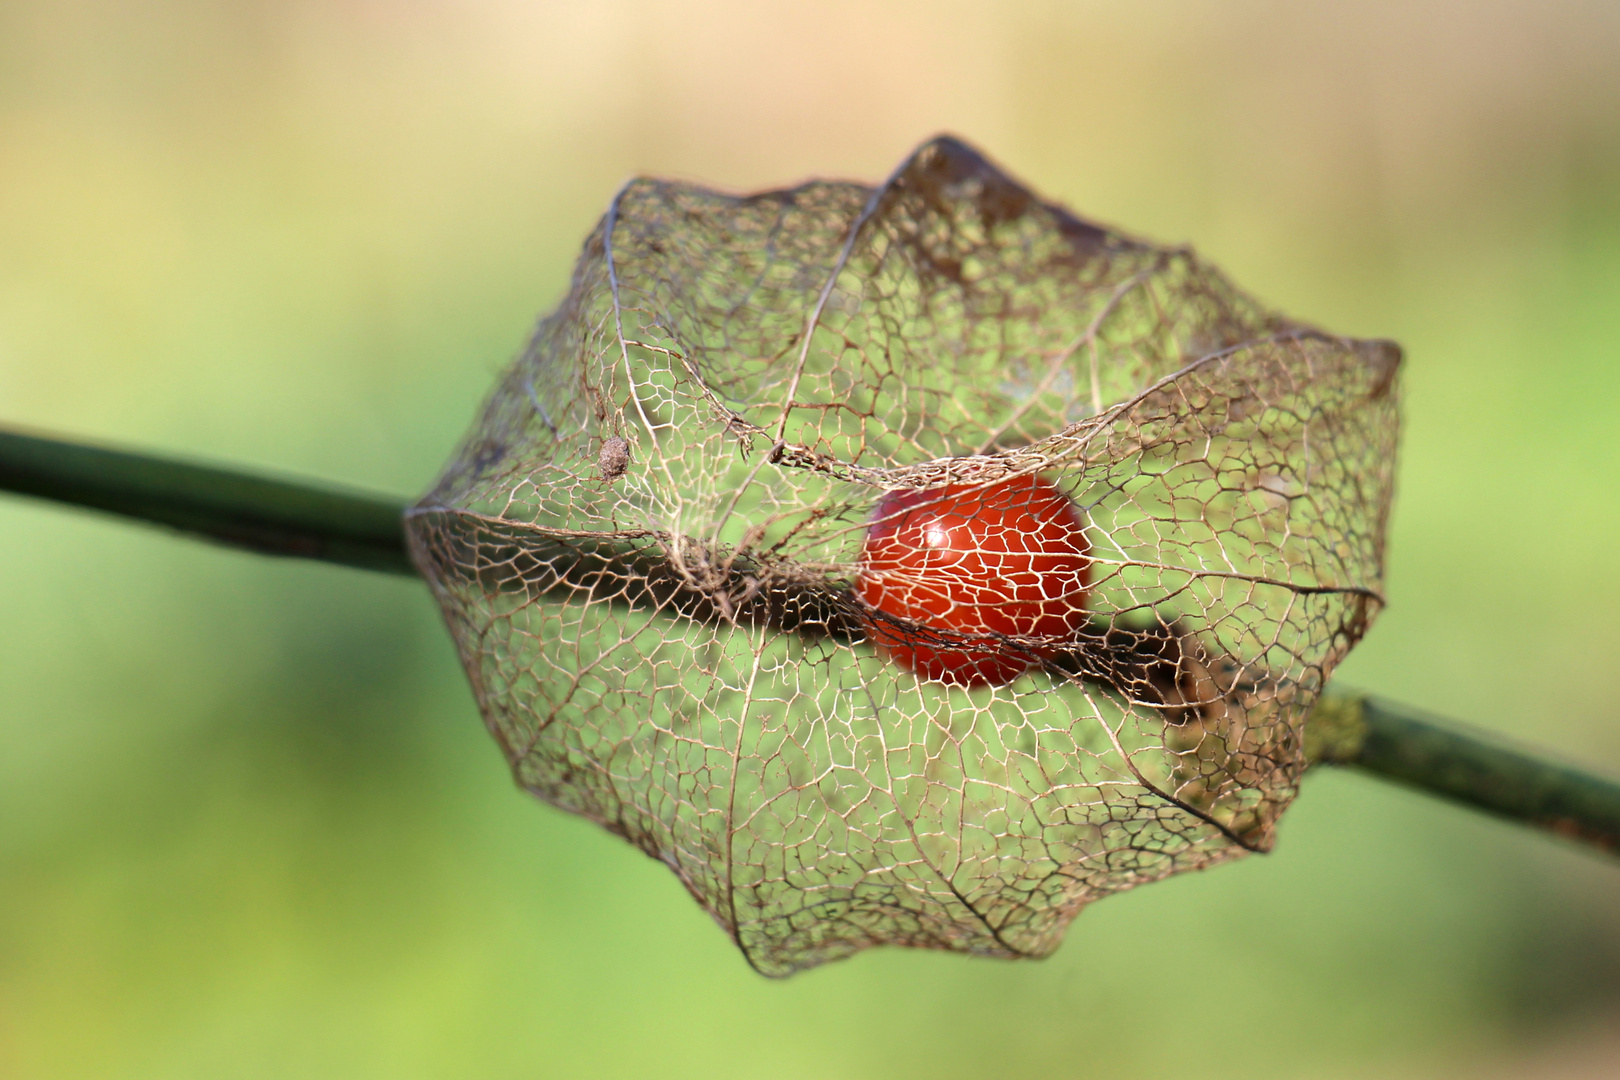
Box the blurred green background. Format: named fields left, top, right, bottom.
left=3, top=1, right=1619, bottom=1077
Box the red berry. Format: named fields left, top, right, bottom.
left=855, top=474, right=1092, bottom=688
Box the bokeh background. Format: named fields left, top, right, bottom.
left=3, top=1, right=1619, bottom=1077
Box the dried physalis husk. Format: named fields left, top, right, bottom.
left=406, top=136, right=1399, bottom=976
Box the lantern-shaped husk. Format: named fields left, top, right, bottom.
left=406, top=136, right=1400, bottom=977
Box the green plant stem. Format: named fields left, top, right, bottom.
left=0, top=426, right=414, bottom=575
left=1306, top=689, right=1620, bottom=853
left=2, top=424, right=1618, bottom=856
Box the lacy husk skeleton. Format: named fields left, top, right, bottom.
left=407, top=136, right=1400, bottom=976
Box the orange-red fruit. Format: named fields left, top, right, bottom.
left=855, top=474, right=1092, bottom=688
